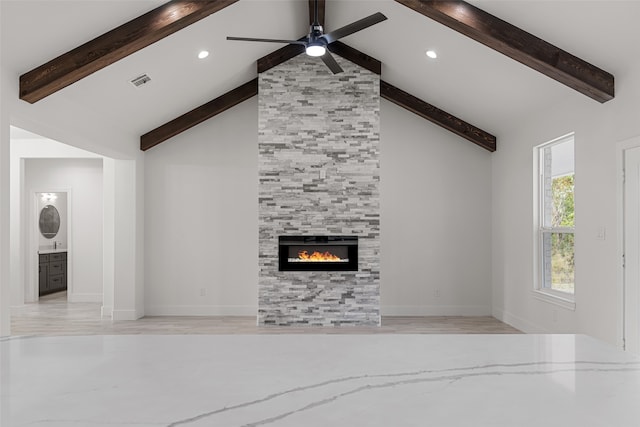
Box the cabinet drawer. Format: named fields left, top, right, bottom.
left=50, top=253, right=66, bottom=262
left=48, top=275, right=64, bottom=290
left=39, top=254, right=49, bottom=263
left=49, top=262, right=64, bottom=275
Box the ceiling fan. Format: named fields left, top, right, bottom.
left=227, top=0, right=387, bottom=74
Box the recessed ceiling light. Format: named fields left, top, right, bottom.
left=426, top=50, right=438, bottom=59
left=198, top=50, right=209, bottom=59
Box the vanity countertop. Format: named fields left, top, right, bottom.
left=38, top=249, right=68, bottom=255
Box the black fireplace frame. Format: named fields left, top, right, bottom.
left=278, top=236, right=358, bottom=271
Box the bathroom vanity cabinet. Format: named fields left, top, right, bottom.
left=39, top=252, right=67, bottom=296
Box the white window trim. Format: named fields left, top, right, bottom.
left=532, top=288, right=576, bottom=310
left=533, top=133, right=576, bottom=309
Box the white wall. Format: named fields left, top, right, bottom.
left=144, top=99, right=259, bottom=315
left=102, top=158, right=115, bottom=318
left=112, top=158, right=144, bottom=320
left=25, top=158, right=104, bottom=302
left=0, top=64, right=10, bottom=337
left=380, top=100, right=493, bottom=315
left=143, top=95, right=494, bottom=316
left=491, top=56, right=640, bottom=345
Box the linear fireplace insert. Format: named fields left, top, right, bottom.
left=279, top=236, right=358, bottom=271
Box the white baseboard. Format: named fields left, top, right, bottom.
left=101, top=305, right=112, bottom=319
left=492, top=307, right=551, bottom=333
left=112, top=309, right=142, bottom=321
left=145, top=305, right=257, bottom=316
left=126, top=305, right=495, bottom=318
left=381, top=305, right=492, bottom=316
left=68, top=293, right=102, bottom=303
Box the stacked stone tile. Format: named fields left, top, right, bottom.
left=258, top=54, right=381, bottom=326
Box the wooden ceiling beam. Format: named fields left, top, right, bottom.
left=395, top=0, right=614, bottom=103
left=140, top=79, right=257, bottom=151
left=257, top=44, right=306, bottom=74
left=328, top=42, right=381, bottom=75
left=19, top=0, right=239, bottom=104
left=381, top=81, right=496, bottom=152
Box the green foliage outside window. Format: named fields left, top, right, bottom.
left=550, top=174, right=575, bottom=293
left=552, top=174, right=575, bottom=227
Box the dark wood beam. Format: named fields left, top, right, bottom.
left=381, top=80, right=496, bottom=152
left=140, top=79, right=257, bottom=151
left=257, top=43, right=306, bottom=73
left=328, top=41, right=381, bottom=75
left=20, top=0, right=239, bottom=104
left=394, top=0, right=614, bottom=103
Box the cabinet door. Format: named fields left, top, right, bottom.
left=39, top=263, right=48, bottom=295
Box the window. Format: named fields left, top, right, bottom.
left=535, top=134, right=575, bottom=303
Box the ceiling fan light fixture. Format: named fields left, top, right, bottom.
left=226, top=0, right=386, bottom=74
left=306, top=44, right=326, bottom=57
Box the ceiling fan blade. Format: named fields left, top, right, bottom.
left=227, top=36, right=307, bottom=45
left=322, top=12, right=387, bottom=44
left=320, top=50, right=343, bottom=74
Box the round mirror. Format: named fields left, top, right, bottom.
left=39, top=205, right=60, bottom=239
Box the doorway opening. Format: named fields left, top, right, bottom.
left=619, top=136, right=640, bottom=355
left=35, top=191, right=69, bottom=299
left=9, top=125, right=106, bottom=335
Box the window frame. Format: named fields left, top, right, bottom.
left=533, top=133, right=576, bottom=310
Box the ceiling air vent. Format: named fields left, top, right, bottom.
left=130, top=74, right=151, bottom=88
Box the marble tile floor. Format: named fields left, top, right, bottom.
left=2, top=334, right=640, bottom=427
left=10, top=292, right=521, bottom=336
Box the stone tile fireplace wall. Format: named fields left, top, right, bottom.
left=258, top=54, right=380, bottom=326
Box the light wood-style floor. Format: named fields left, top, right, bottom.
left=11, top=292, right=521, bottom=336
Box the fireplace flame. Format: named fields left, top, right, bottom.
left=298, top=250, right=342, bottom=262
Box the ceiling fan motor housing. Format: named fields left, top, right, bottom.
left=310, top=24, right=324, bottom=40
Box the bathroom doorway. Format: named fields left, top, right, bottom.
left=32, top=191, right=70, bottom=302
left=23, top=157, right=105, bottom=306
left=10, top=126, right=105, bottom=312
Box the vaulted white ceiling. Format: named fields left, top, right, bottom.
left=2, top=0, right=639, bottom=148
